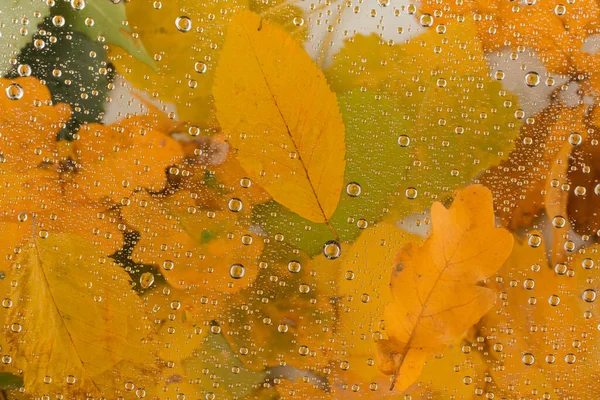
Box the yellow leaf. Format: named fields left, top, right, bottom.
left=5, top=234, right=157, bottom=397
left=213, top=11, right=346, bottom=225
left=377, top=184, right=513, bottom=391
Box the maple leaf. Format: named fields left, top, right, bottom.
left=377, top=184, right=513, bottom=391
left=213, top=10, right=346, bottom=226
left=6, top=234, right=157, bottom=397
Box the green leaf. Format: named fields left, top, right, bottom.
left=252, top=20, right=523, bottom=255
left=0, top=372, right=23, bottom=390
left=6, top=17, right=115, bottom=138
left=182, top=330, right=266, bottom=399
left=54, top=0, right=154, bottom=68
left=0, top=0, right=50, bottom=74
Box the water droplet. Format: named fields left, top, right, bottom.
left=287, top=260, right=301, bottom=273
left=522, top=353, right=535, bottom=365
left=405, top=187, right=418, bottom=199
left=70, top=0, right=85, bottom=10
left=525, top=71, right=540, bottom=87
left=346, top=182, right=362, bottom=197
left=194, top=61, right=207, bottom=74
left=140, top=272, right=154, bottom=289
left=299, top=283, right=310, bottom=293
left=293, top=16, right=304, bottom=26
left=5, top=83, right=23, bottom=100
left=228, top=198, right=243, bottom=212
left=548, top=294, right=561, bottom=306
left=568, top=132, right=582, bottom=146
left=552, top=215, right=566, bottom=228
left=229, top=264, right=245, bottom=279
left=323, top=240, right=341, bottom=260
left=527, top=233, right=542, bottom=248
left=175, top=16, right=192, bottom=32
left=397, top=135, right=410, bottom=147
left=582, top=289, right=597, bottom=303
left=419, top=14, right=434, bottom=27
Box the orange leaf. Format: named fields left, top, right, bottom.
left=377, top=184, right=513, bottom=391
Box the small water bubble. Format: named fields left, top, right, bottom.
left=194, top=61, right=207, bottom=74
left=175, top=16, right=192, bottom=32
left=163, top=260, right=174, bottom=271
left=293, top=16, right=304, bottom=26
left=140, top=272, right=154, bottom=289
left=229, top=264, right=245, bottom=279
left=346, top=182, right=362, bottom=197
left=298, top=345, right=310, bottom=356
left=574, top=186, right=586, bottom=197
left=323, top=240, right=341, bottom=259
left=287, top=260, right=301, bottom=273
left=419, top=14, right=434, bottom=27
left=71, top=0, right=85, bottom=10
left=527, top=233, right=542, bottom=248
left=525, top=71, right=540, bottom=87
left=548, top=294, right=561, bottom=306
left=17, top=64, right=31, bottom=77
left=555, top=4, right=566, bottom=15
left=398, top=135, right=410, bottom=147
left=299, top=283, right=310, bottom=293
left=568, top=132, right=582, bottom=146
left=5, top=83, right=23, bottom=100
left=241, top=234, right=253, bottom=245
left=228, top=198, right=243, bottom=212
left=405, top=187, right=418, bottom=199
left=240, top=177, right=252, bottom=188
left=552, top=216, right=566, bottom=228
left=522, top=353, right=535, bottom=365
left=582, top=289, right=597, bottom=303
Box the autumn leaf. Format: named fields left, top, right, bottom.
left=7, top=18, right=117, bottom=137
left=0, top=78, right=123, bottom=267
left=213, top=10, right=346, bottom=226
left=121, top=190, right=263, bottom=292
left=419, top=0, right=600, bottom=77
left=377, top=184, right=513, bottom=391
left=109, top=0, right=306, bottom=127
left=5, top=234, right=157, bottom=397
left=479, top=237, right=600, bottom=397
left=254, top=18, right=521, bottom=255
left=73, top=113, right=184, bottom=203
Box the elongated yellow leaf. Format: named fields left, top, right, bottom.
left=213, top=10, right=346, bottom=224
left=6, top=234, right=156, bottom=397
left=377, top=185, right=514, bottom=391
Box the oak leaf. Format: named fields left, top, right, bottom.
left=377, top=185, right=513, bottom=391
left=213, top=10, right=346, bottom=225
